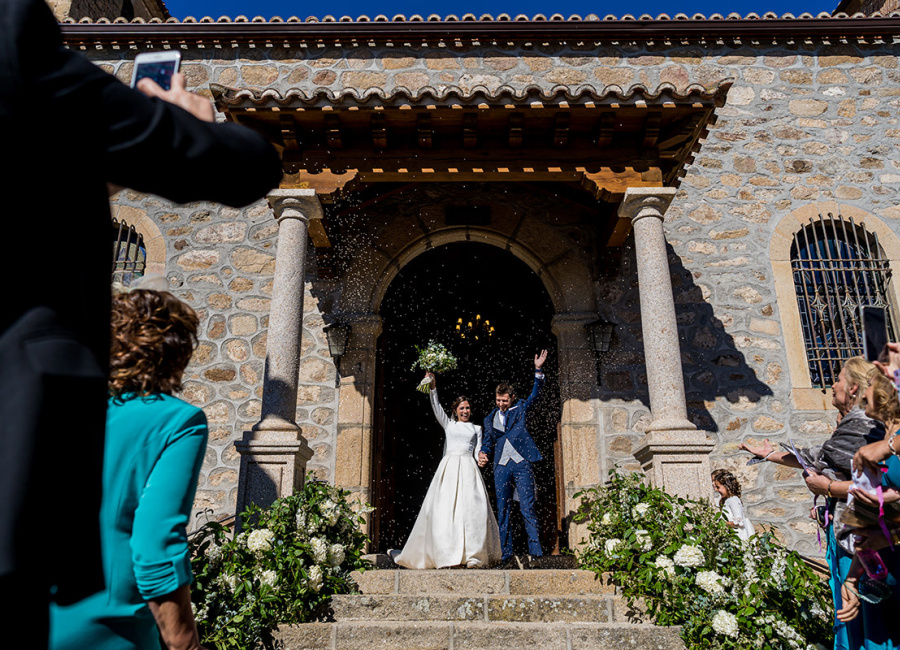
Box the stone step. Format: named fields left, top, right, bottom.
left=351, top=569, right=615, bottom=596
left=362, top=554, right=577, bottom=571
left=332, top=594, right=633, bottom=623
left=274, top=621, right=684, bottom=650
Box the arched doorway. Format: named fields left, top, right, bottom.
left=372, top=242, right=561, bottom=555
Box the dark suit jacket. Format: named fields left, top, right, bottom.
left=481, top=373, right=544, bottom=467
left=0, top=0, right=282, bottom=603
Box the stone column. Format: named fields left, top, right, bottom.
left=235, top=189, right=322, bottom=515
left=618, top=187, right=715, bottom=501
left=333, top=313, right=382, bottom=536
left=551, top=312, right=600, bottom=549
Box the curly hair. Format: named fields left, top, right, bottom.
left=711, top=469, right=742, bottom=506
left=867, top=369, right=900, bottom=426
left=109, top=290, right=199, bottom=399
left=450, top=395, right=471, bottom=421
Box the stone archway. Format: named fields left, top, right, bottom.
left=329, top=186, right=600, bottom=549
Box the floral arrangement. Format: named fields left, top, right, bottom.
left=189, top=481, right=373, bottom=649
left=411, top=340, right=458, bottom=393
left=574, top=471, right=833, bottom=650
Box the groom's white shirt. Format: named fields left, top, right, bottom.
left=496, top=409, right=525, bottom=466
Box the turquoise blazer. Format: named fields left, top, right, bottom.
left=50, top=394, right=208, bottom=649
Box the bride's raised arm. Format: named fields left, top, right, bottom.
left=427, top=374, right=450, bottom=429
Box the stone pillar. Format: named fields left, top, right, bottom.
left=333, top=313, right=382, bottom=535
left=618, top=187, right=715, bottom=501
left=235, top=189, right=322, bottom=515
left=551, top=312, right=601, bottom=549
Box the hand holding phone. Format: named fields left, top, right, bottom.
left=134, top=70, right=214, bottom=123
left=132, top=51, right=181, bottom=91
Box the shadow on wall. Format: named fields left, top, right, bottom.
left=596, top=237, right=774, bottom=433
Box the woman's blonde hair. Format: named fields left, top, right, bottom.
left=866, top=369, right=900, bottom=426
left=843, top=356, right=876, bottom=407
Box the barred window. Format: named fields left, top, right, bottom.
left=111, top=218, right=146, bottom=287
left=791, top=213, right=898, bottom=388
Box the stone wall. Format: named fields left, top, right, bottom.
left=48, top=0, right=167, bottom=21
left=83, top=35, right=900, bottom=552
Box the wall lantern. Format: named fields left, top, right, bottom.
left=324, top=322, right=352, bottom=370
left=588, top=319, right=615, bottom=353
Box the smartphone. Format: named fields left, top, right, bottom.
left=862, top=305, right=888, bottom=363
left=131, top=51, right=181, bottom=91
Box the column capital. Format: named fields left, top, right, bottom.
left=267, top=188, right=324, bottom=224
left=617, top=187, right=678, bottom=223
left=550, top=311, right=599, bottom=335
left=339, top=312, right=383, bottom=339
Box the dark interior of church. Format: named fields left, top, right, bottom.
left=373, top=242, right=562, bottom=554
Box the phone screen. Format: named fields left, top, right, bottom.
left=862, top=305, right=888, bottom=362
left=133, top=60, right=178, bottom=91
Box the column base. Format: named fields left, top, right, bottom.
left=234, top=428, right=314, bottom=517
left=633, top=431, right=716, bottom=502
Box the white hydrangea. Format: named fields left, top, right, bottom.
left=247, top=528, right=275, bottom=553
left=711, top=610, right=739, bottom=638
left=604, top=538, right=623, bottom=556
left=654, top=556, right=675, bottom=578
left=320, top=499, right=341, bottom=527
left=206, top=543, right=222, bottom=563
left=259, top=569, right=278, bottom=588
left=632, top=503, right=650, bottom=518
left=600, top=512, right=613, bottom=526
left=696, top=570, right=725, bottom=595
left=307, top=565, right=324, bottom=592
left=673, top=544, right=704, bottom=568
left=761, top=615, right=805, bottom=649
left=635, top=529, right=652, bottom=552
left=223, top=574, right=239, bottom=592
left=328, top=543, right=345, bottom=567
left=311, top=536, right=329, bottom=564
left=295, top=509, right=307, bottom=531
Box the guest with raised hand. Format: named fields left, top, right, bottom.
left=741, top=357, right=884, bottom=650
left=50, top=289, right=209, bottom=650
left=835, top=369, right=900, bottom=649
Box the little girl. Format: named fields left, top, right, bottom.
left=712, top=469, right=755, bottom=541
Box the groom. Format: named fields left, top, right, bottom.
left=478, top=350, right=548, bottom=567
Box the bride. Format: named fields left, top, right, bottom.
left=391, top=372, right=502, bottom=569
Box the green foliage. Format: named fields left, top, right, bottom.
left=573, top=471, right=833, bottom=650
left=189, top=481, right=372, bottom=649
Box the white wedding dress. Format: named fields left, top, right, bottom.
left=393, top=387, right=502, bottom=569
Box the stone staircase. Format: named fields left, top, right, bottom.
left=274, top=564, right=684, bottom=649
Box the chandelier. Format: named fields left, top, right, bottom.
left=455, top=314, right=495, bottom=341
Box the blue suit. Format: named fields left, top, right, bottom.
left=481, top=373, right=544, bottom=560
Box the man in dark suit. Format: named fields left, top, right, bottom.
left=0, top=0, right=282, bottom=642
left=478, top=350, right=548, bottom=567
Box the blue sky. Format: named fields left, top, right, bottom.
left=165, top=0, right=837, bottom=20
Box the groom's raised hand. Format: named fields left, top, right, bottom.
left=534, top=349, right=548, bottom=370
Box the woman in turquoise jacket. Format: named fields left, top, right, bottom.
left=51, top=289, right=207, bottom=650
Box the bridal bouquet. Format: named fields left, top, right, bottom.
left=411, top=341, right=458, bottom=393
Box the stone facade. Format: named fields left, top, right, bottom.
left=72, top=19, right=900, bottom=554
left=48, top=0, right=167, bottom=21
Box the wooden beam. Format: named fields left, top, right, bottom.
left=597, top=112, right=615, bottom=148
left=508, top=112, right=523, bottom=148
left=326, top=114, right=342, bottom=150
left=280, top=114, right=299, bottom=151
left=463, top=113, right=477, bottom=149
left=643, top=111, right=662, bottom=149
left=372, top=113, right=387, bottom=149
left=553, top=112, right=570, bottom=148
left=417, top=113, right=432, bottom=149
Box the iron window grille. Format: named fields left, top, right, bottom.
left=111, top=218, right=146, bottom=287
left=791, top=213, right=898, bottom=388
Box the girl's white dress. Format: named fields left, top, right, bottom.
left=393, top=387, right=502, bottom=569
left=723, top=495, right=755, bottom=541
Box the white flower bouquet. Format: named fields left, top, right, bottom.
left=411, top=341, right=458, bottom=393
